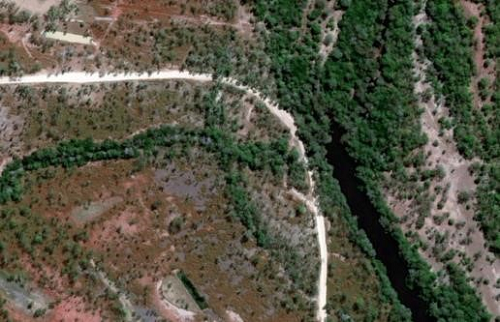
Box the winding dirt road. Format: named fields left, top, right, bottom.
left=0, top=69, right=328, bottom=321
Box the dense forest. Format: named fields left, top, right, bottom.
left=250, top=0, right=491, bottom=320
left=251, top=1, right=416, bottom=319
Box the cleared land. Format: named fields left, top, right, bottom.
left=43, top=31, right=95, bottom=45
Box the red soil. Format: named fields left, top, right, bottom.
left=87, top=206, right=144, bottom=249
left=0, top=24, right=33, bottom=62
left=93, top=0, right=179, bottom=21
left=19, top=255, right=65, bottom=293
left=48, top=296, right=102, bottom=322
left=0, top=24, right=58, bottom=69
left=0, top=23, right=27, bottom=43
left=110, top=1, right=123, bottom=20
left=122, top=173, right=149, bottom=190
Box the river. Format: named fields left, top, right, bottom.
left=0, top=69, right=432, bottom=321
left=327, top=126, right=435, bottom=322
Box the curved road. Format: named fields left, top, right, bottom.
left=0, top=69, right=328, bottom=322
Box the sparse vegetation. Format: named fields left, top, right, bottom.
left=0, top=93, right=316, bottom=320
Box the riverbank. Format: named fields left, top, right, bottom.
left=327, top=126, right=434, bottom=322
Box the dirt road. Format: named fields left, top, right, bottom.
left=0, top=69, right=328, bottom=321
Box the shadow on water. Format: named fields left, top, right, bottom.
left=326, top=126, right=434, bottom=322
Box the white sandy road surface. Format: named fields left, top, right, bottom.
left=43, top=31, right=95, bottom=45
left=0, top=70, right=213, bottom=85
left=0, top=69, right=328, bottom=321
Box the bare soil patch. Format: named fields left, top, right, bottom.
left=155, top=166, right=216, bottom=211
left=226, top=309, right=244, bottom=322
left=71, top=196, right=123, bottom=223
left=49, top=296, right=102, bottom=322
left=0, top=277, right=51, bottom=315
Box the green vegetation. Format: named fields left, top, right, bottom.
left=7, top=82, right=209, bottom=150
left=0, top=0, right=495, bottom=318
left=0, top=32, right=40, bottom=76
left=0, top=78, right=318, bottom=318
left=201, top=89, right=319, bottom=296
left=0, top=296, right=8, bottom=321
left=0, top=113, right=316, bottom=306
left=225, top=171, right=270, bottom=247
left=322, top=0, right=490, bottom=319
left=475, top=163, right=500, bottom=253
left=251, top=0, right=414, bottom=320
left=483, top=0, right=500, bottom=62
left=422, top=0, right=500, bottom=256
left=324, top=0, right=425, bottom=171
left=478, top=0, right=500, bottom=256
left=45, top=0, right=78, bottom=31
left=177, top=271, right=208, bottom=309
left=206, top=0, right=238, bottom=21
left=249, top=0, right=491, bottom=320
left=422, top=0, right=479, bottom=158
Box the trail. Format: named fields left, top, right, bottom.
left=0, top=69, right=328, bottom=321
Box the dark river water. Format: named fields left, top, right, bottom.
left=326, top=127, right=434, bottom=322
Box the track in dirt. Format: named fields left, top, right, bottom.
left=0, top=69, right=328, bottom=322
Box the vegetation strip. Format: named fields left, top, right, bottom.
left=0, top=67, right=330, bottom=321
left=177, top=271, right=208, bottom=310
left=0, top=122, right=317, bottom=312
